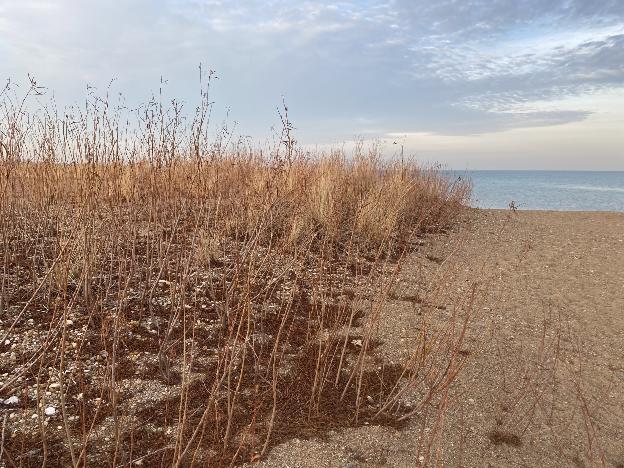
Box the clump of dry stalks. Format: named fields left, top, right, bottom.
left=0, top=76, right=471, bottom=466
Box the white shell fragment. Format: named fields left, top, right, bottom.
left=3, top=395, right=19, bottom=405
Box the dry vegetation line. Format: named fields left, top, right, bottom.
left=253, top=210, right=624, bottom=468
left=0, top=79, right=471, bottom=466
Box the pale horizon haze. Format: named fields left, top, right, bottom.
left=1, top=0, right=623, bottom=170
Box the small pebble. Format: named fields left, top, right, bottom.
left=45, top=406, right=56, bottom=416
left=3, top=395, right=19, bottom=405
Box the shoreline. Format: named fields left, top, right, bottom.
left=258, top=209, right=624, bottom=467
left=476, top=207, right=624, bottom=214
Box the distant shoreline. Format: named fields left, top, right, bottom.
left=445, top=169, right=624, bottom=173
left=474, top=207, right=624, bottom=214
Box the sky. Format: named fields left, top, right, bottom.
left=1, top=0, right=623, bottom=169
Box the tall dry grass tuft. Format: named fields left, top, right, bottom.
left=0, top=77, right=471, bottom=466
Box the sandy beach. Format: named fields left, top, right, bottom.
left=4, top=2, right=624, bottom=464
left=257, top=209, right=624, bottom=467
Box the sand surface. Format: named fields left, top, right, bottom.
left=256, top=209, right=624, bottom=467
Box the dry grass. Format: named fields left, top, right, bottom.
left=0, top=78, right=471, bottom=466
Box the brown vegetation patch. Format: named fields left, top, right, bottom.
left=488, top=430, right=522, bottom=447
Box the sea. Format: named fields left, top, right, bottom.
left=449, top=171, right=624, bottom=212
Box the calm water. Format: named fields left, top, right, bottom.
left=452, top=171, right=624, bottom=211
